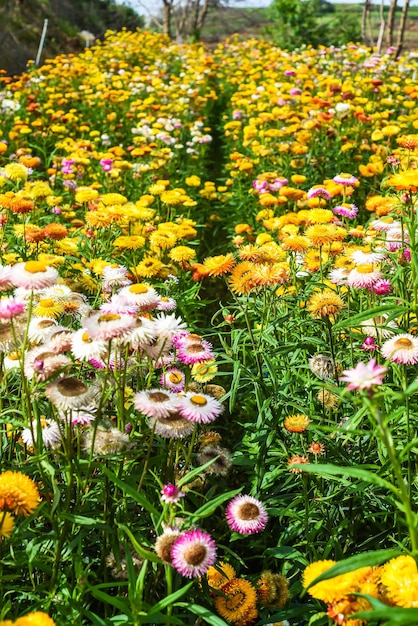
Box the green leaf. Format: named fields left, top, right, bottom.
left=60, top=512, right=110, bottom=528
left=148, top=581, right=194, bottom=614
left=101, top=466, right=159, bottom=517
left=266, top=546, right=306, bottom=560
left=40, top=459, right=61, bottom=516
left=118, top=524, right=161, bottom=563
left=175, top=603, right=228, bottom=625
left=352, top=601, right=418, bottom=625
left=190, top=487, right=242, bottom=520
left=332, top=304, right=408, bottom=330
left=89, top=588, right=131, bottom=614
left=177, top=458, right=221, bottom=488
left=293, top=463, right=399, bottom=495
left=304, top=549, right=402, bottom=589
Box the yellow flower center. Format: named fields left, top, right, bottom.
left=8, top=351, right=20, bottom=360
left=356, top=264, right=374, bottom=274
left=82, top=332, right=92, bottom=343
left=24, top=261, right=47, bottom=273
left=190, top=395, right=207, bottom=406
left=394, top=337, right=413, bottom=349
left=98, top=313, right=121, bottom=323
left=39, top=298, right=55, bottom=308
left=129, top=284, right=149, bottom=294
left=169, top=372, right=183, bottom=384
left=226, top=592, right=246, bottom=610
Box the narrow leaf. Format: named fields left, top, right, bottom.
left=175, top=603, right=228, bottom=625
left=101, top=467, right=159, bottom=517
left=293, top=463, right=399, bottom=495
left=148, top=582, right=193, bottom=614
left=191, top=488, right=242, bottom=519
left=333, top=304, right=408, bottom=330
left=118, top=524, right=161, bottom=563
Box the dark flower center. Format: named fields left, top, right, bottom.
left=183, top=544, right=207, bottom=566
left=238, top=502, right=259, bottom=520
left=56, top=378, right=88, bottom=397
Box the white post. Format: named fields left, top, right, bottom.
left=35, top=19, right=48, bottom=67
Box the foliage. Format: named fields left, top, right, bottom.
left=267, top=0, right=361, bottom=49
left=0, top=28, right=417, bottom=626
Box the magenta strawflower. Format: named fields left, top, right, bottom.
left=339, top=358, right=387, bottom=390
left=161, top=484, right=185, bottom=504
left=361, top=336, right=377, bottom=351
left=171, top=530, right=216, bottom=578
left=307, top=186, right=331, bottom=200
left=225, top=494, right=268, bottom=535
left=369, top=278, right=392, bottom=295
left=381, top=334, right=418, bottom=365
left=177, top=339, right=215, bottom=365
left=333, top=204, right=358, bottom=219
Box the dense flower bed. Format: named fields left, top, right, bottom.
left=0, top=30, right=417, bottom=626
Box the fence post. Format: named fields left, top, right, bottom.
left=35, top=19, right=48, bottom=67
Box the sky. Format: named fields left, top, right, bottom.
left=120, top=0, right=418, bottom=13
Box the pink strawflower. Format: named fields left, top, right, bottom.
left=177, top=392, right=223, bottom=424
left=161, top=484, right=185, bottom=504
left=253, top=179, right=268, bottom=193
left=333, top=204, right=358, bottom=219
left=339, top=358, right=387, bottom=390
left=333, top=172, right=359, bottom=186
left=226, top=494, right=268, bottom=535
left=381, top=334, right=418, bottom=365
left=403, top=248, right=411, bottom=262
left=307, top=186, right=331, bottom=200
left=171, top=530, right=216, bottom=578
left=177, top=338, right=214, bottom=365
left=84, top=311, right=136, bottom=341
left=99, top=158, right=113, bottom=172
left=347, top=265, right=383, bottom=288
left=157, top=297, right=177, bottom=311
left=160, top=368, right=185, bottom=392
left=269, top=177, right=288, bottom=191
left=0, top=295, right=25, bottom=319
left=10, top=261, right=58, bottom=290
left=0, top=265, right=13, bottom=290
left=61, top=158, right=75, bottom=175
left=134, top=389, right=179, bottom=418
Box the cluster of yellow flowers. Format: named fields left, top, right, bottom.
left=0, top=614, right=55, bottom=626
left=303, top=555, right=418, bottom=625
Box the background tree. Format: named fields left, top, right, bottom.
left=386, top=0, right=398, bottom=48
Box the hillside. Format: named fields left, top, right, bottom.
left=0, top=0, right=144, bottom=75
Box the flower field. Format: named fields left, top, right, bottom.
left=0, top=29, right=418, bottom=626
